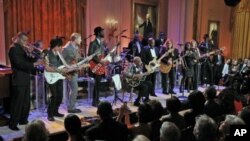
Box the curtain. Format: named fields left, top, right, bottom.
left=4, top=0, right=86, bottom=64
left=232, top=0, right=250, bottom=59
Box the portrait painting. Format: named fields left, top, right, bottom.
left=208, top=20, right=220, bottom=48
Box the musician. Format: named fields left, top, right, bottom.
left=88, top=26, right=105, bottom=106
left=62, top=33, right=82, bottom=113
left=45, top=37, right=65, bottom=121
left=8, top=32, right=43, bottom=130
left=212, top=51, right=225, bottom=85
left=124, top=57, right=152, bottom=106
left=191, top=40, right=200, bottom=90
left=179, top=42, right=196, bottom=93
left=199, top=34, right=214, bottom=86
left=161, top=39, right=179, bottom=94
left=141, top=38, right=159, bottom=97
left=126, top=31, right=143, bottom=62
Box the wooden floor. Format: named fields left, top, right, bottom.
left=0, top=86, right=214, bottom=141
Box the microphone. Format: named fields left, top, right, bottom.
left=83, top=35, right=92, bottom=40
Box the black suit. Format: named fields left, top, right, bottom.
left=127, top=40, right=143, bottom=62
left=141, top=46, right=160, bottom=95
left=8, top=43, right=36, bottom=127
left=212, top=54, right=225, bottom=85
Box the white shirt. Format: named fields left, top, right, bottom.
left=136, top=41, right=141, bottom=53
left=150, top=48, right=156, bottom=58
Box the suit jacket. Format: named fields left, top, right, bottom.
left=141, top=46, right=160, bottom=65
left=127, top=40, right=144, bottom=62
left=88, top=39, right=105, bottom=64
left=212, top=54, right=225, bottom=66
left=62, top=42, right=80, bottom=65
left=8, top=43, right=36, bottom=86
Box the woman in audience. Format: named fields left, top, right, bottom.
left=161, top=96, right=186, bottom=130
left=64, top=114, right=84, bottom=141
left=184, top=91, right=205, bottom=126
left=219, top=115, right=245, bottom=141
left=160, top=121, right=181, bottom=141
left=148, top=100, right=164, bottom=141
left=193, top=115, right=218, bottom=141
left=204, top=86, right=223, bottom=119
left=133, top=135, right=150, bottom=141
left=23, top=119, right=49, bottom=141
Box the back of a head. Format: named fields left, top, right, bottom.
left=166, top=96, right=181, bottom=114
left=97, top=101, right=113, bottom=119
left=205, top=86, right=217, bottom=100
left=193, top=115, right=218, bottom=141
left=148, top=100, right=164, bottom=120
left=239, top=106, right=250, bottom=125
left=23, top=120, right=49, bottom=141
left=70, top=33, right=81, bottom=41
left=160, top=121, right=181, bottom=141
left=138, top=103, right=153, bottom=123
left=50, top=37, right=63, bottom=49
left=64, top=114, right=82, bottom=135
left=133, top=135, right=150, bottom=141
left=188, top=91, right=205, bottom=112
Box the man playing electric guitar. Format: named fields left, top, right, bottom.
left=124, top=57, right=153, bottom=106
left=88, top=26, right=107, bottom=106
left=160, top=39, right=179, bottom=94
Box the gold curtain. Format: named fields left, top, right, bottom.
left=4, top=0, right=86, bottom=64
left=232, top=0, right=250, bottom=59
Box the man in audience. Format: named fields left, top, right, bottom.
left=160, top=121, right=181, bottom=141
left=64, top=114, right=84, bottom=141
left=85, top=101, right=128, bottom=141
left=23, top=119, right=49, bottom=141
left=238, top=106, right=250, bottom=125
left=193, top=114, right=218, bottom=141
left=161, top=96, right=186, bottom=130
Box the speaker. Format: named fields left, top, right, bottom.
left=224, top=0, right=241, bottom=7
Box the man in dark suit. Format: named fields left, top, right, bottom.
left=88, top=26, right=106, bottom=106
left=212, top=51, right=225, bottom=85
left=126, top=31, right=143, bottom=62
left=8, top=32, right=43, bottom=130
left=141, top=38, right=159, bottom=97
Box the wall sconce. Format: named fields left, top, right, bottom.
left=106, top=18, right=118, bottom=40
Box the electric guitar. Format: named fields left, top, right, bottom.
left=199, top=47, right=225, bottom=63
left=44, top=52, right=98, bottom=84
left=145, top=48, right=174, bottom=73
left=89, top=42, right=120, bottom=75
left=126, top=69, right=153, bottom=87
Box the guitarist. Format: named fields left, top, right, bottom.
left=88, top=26, right=106, bottom=106
left=62, top=33, right=82, bottom=113
left=45, top=37, right=66, bottom=121
left=124, top=57, right=152, bottom=106
left=161, top=39, right=179, bottom=94
left=141, top=38, right=159, bottom=97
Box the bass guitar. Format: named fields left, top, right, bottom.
left=145, top=48, right=174, bottom=73
left=89, top=42, right=120, bottom=75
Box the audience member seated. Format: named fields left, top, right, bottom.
left=193, top=114, right=218, bottom=141
left=204, top=86, right=223, bottom=119
left=128, top=103, right=152, bottom=139
left=64, top=114, right=84, bottom=141
left=160, top=121, right=181, bottom=141
left=161, top=96, right=186, bottom=130
left=184, top=91, right=205, bottom=126
left=85, top=101, right=128, bottom=141
left=238, top=106, right=250, bottom=125
left=132, top=135, right=150, bottom=141
left=219, top=115, right=245, bottom=141
left=148, top=100, right=164, bottom=141
left=23, top=119, right=49, bottom=141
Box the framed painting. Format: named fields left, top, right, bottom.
left=132, top=0, right=159, bottom=38
left=208, top=20, right=220, bottom=48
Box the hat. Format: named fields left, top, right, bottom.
left=94, top=26, right=104, bottom=36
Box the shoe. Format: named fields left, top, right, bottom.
left=150, top=94, right=157, bottom=97
left=163, top=91, right=169, bottom=95
left=19, top=120, right=29, bottom=125
left=169, top=91, right=176, bottom=94
left=9, top=125, right=20, bottom=131
left=48, top=116, right=55, bottom=121
left=134, top=101, right=140, bottom=106
left=68, top=109, right=81, bottom=113
left=54, top=112, right=64, bottom=117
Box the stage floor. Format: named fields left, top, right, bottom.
left=0, top=86, right=216, bottom=141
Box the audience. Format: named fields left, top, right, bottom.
left=64, top=114, right=84, bottom=141
left=85, top=101, right=128, bottom=141
left=204, top=86, right=223, bottom=119
left=132, top=135, right=150, bottom=141
left=23, top=119, right=49, bottom=141
left=238, top=106, right=250, bottom=125
left=160, top=121, right=181, bottom=141
left=161, top=96, right=186, bottom=130
left=193, top=114, right=218, bottom=141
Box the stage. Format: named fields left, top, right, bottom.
left=0, top=86, right=213, bottom=141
